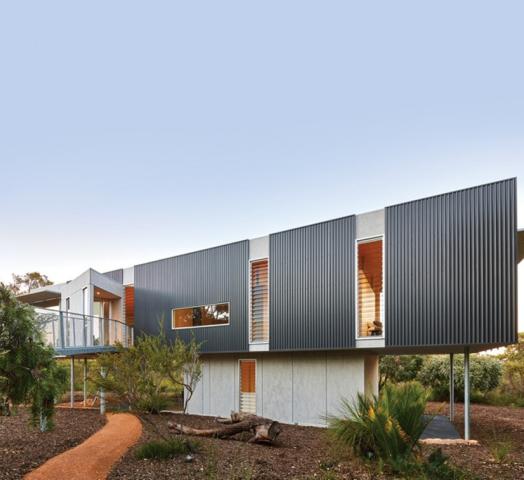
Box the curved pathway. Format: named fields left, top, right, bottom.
left=25, top=413, right=142, bottom=480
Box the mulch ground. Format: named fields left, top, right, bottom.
left=110, top=405, right=524, bottom=480
left=108, top=413, right=378, bottom=480
left=426, top=402, right=524, bottom=480
left=0, top=408, right=106, bottom=480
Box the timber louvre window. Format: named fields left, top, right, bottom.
left=239, top=359, right=256, bottom=413
left=250, top=259, right=269, bottom=343
left=172, top=303, right=229, bottom=329
left=357, top=238, right=384, bottom=337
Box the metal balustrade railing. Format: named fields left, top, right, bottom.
left=34, top=307, right=134, bottom=352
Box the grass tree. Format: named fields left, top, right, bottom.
left=0, top=284, right=67, bottom=431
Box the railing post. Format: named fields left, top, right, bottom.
left=83, top=315, right=87, bottom=347
left=59, top=311, right=65, bottom=349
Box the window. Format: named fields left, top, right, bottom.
left=239, top=359, right=256, bottom=413
left=172, top=303, right=230, bottom=329
left=250, top=259, right=269, bottom=343
left=357, top=238, right=384, bottom=337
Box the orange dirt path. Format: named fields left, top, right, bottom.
left=25, top=413, right=142, bottom=480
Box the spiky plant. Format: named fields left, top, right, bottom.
left=328, top=382, right=430, bottom=473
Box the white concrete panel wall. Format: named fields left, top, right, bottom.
left=355, top=209, right=385, bottom=239
left=186, top=352, right=375, bottom=426
left=292, top=355, right=327, bottom=425
left=208, top=358, right=237, bottom=418
left=326, top=354, right=365, bottom=418
left=260, top=356, right=293, bottom=421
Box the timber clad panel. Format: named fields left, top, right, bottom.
left=385, top=179, right=517, bottom=347
left=269, top=215, right=356, bottom=350
left=134, top=241, right=249, bottom=353
left=125, top=286, right=135, bottom=326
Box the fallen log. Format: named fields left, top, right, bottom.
left=168, top=412, right=281, bottom=444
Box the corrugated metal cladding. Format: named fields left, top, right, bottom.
left=269, top=215, right=356, bottom=350
left=386, top=179, right=517, bottom=347
left=103, top=269, right=123, bottom=283
left=134, top=241, right=249, bottom=353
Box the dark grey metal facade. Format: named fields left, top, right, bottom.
left=269, top=215, right=356, bottom=350
left=134, top=241, right=249, bottom=353
left=385, top=179, right=517, bottom=347
left=103, top=269, right=123, bottom=283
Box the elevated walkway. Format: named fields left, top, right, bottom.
left=35, top=307, right=133, bottom=357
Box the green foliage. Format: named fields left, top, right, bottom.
left=418, top=355, right=501, bottom=401
left=496, top=333, right=524, bottom=402
left=0, top=284, right=67, bottom=430
left=328, top=382, right=430, bottom=474
left=92, top=322, right=202, bottom=414
left=379, top=355, right=424, bottom=389
left=135, top=438, right=198, bottom=459
left=29, top=353, right=68, bottom=431
left=423, top=448, right=473, bottom=480
left=488, top=439, right=513, bottom=464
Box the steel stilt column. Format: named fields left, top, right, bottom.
left=70, top=357, right=75, bottom=408
left=100, top=367, right=106, bottom=415
left=464, top=347, right=470, bottom=440
left=83, top=358, right=88, bottom=407
left=449, top=353, right=455, bottom=421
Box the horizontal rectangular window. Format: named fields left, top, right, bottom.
left=172, top=303, right=230, bottom=329
left=357, top=238, right=384, bottom=337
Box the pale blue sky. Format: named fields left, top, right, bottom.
left=0, top=2, right=523, bottom=328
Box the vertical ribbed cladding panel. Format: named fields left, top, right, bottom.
left=386, top=179, right=517, bottom=347
left=103, top=269, right=123, bottom=283
left=269, top=215, right=356, bottom=350
left=134, top=241, right=249, bottom=353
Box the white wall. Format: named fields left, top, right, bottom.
left=186, top=351, right=378, bottom=426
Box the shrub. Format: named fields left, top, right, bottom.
left=417, top=355, right=501, bottom=401
left=92, top=322, right=201, bottom=415
left=135, top=438, right=198, bottom=460
left=379, top=355, right=424, bottom=389
left=328, top=382, right=430, bottom=474
left=423, top=448, right=472, bottom=480
left=0, top=284, right=67, bottom=431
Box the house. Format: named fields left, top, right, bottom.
left=19, top=178, right=522, bottom=437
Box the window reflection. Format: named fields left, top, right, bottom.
left=172, top=303, right=229, bottom=329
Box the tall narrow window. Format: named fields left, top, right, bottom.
left=357, top=238, right=384, bottom=337
left=239, top=359, right=256, bottom=414
left=250, top=259, right=269, bottom=343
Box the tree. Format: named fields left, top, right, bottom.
left=8, top=272, right=53, bottom=295
left=379, top=355, right=424, bottom=389
left=0, top=284, right=67, bottom=430
left=497, top=332, right=524, bottom=398
left=92, top=326, right=202, bottom=415
left=417, top=354, right=501, bottom=400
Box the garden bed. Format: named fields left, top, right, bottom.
left=0, top=408, right=106, bottom=480
left=110, top=404, right=524, bottom=479
left=426, top=402, right=524, bottom=479
left=108, top=413, right=377, bottom=480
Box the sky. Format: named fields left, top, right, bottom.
left=0, top=2, right=523, bottom=330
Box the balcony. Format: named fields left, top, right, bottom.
left=34, top=307, right=134, bottom=356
